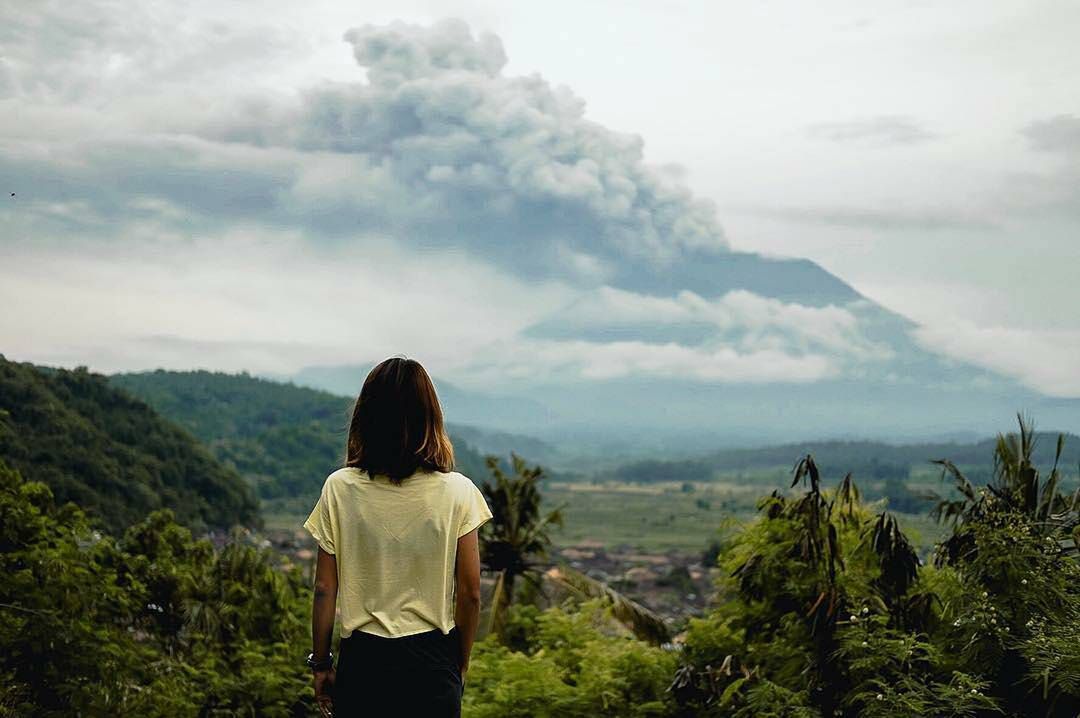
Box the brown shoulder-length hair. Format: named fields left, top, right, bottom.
left=345, top=356, right=455, bottom=484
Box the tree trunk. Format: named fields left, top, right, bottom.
left=485, top=569, right=515, bottom=640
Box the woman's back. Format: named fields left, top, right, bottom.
left=304, top=466, right=492, bottom=639
left=304, top=356, right=489, bottom=717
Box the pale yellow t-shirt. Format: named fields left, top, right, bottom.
left=303, top=466, right=493, bottom=638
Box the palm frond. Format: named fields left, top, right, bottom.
left=545, top=566, right=671, bottom=645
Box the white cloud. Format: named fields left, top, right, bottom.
left=525, top=285, right=894, bottom=361
left=911, top=320, right=1080, bottom=396
left=455, top=337, right=838, bottom=385
left=1022, top=114, right=1080, bottom=154
left=2, top=11, right=731, bottom=280
left=0, top=0, right=305, bottom=103
left=0, top=231, right=571, bottom=377
left=1, top=228, right=881, bottom=387
left=806, top=116, right=938, bottom=146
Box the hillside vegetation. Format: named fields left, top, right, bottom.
left=3, top=410, right=1079, bottom=716
left=0, top=459, right=310, bottom=716
left=0, top=357, right=259, bottom=533
left=110, top=370, right=491, bottom=503
left=669, top=418, right=1080, bottom=717
left=5, top=359, right=1078, bottom=716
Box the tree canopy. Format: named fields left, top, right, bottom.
left=0, top=459, right=312, bottom=717
left=0, top=357, right=259, bottom=533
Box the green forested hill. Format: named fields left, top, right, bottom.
left=0, top=357, right=260, bottom=532
left=110, top=370, right=491, bottom=503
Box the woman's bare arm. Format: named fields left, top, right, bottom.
left=454, top=528, right=482, bottom=678
left=312, top=547, right=338, bottom=661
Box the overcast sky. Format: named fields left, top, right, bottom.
left=2, top=0, right=1078, bottom=396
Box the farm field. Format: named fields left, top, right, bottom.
left=267, top=467, right=954, bottom=558
left=542, top=473, right=950, bottom=555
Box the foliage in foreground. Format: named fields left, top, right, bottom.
left=479, top=452, right=565, bottom=635
left=478, top=452, right=670, bottom=645
left=0, top=459, right=314, bottom=717
left=675, top=416, right=1080, bottom=718
left=464, top=600, right=678, bottom=718
left=4, top=414, right=1079, bottom=718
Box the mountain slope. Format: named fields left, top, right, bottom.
left=110, top=370, right=496, bottom=503
left=0, top=356, right=259, bottom=532
left=610, top=248, right=865, bottom=306
left=282, top=249, right=1080, bottom=456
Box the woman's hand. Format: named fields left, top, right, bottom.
left=313, top=667, right=335, bottom=717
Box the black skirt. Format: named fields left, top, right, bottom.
left=331, top=626, right=464, bottom=717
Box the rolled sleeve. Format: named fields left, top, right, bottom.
left=303, top=484, right=336, bottom=555
left=458, top=481, right=494, bottom=538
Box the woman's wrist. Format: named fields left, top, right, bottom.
left=306, top=650, right=335, bottom=671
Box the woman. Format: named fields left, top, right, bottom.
left=303, top=356, right=493, bottom=717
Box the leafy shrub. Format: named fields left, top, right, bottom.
left=0, top=459, right=315, bottom=717
left=464, top=600, right=677, bottom=717
left=674, top=417, right=1080, bottom=718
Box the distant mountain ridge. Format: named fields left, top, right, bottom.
left=516, top=245, right=1080, bottom=452
left=0, top=356, right=259, bottom=532
left=604, top=431, right=1080, bottom=487
left=606, top=248, right=866, bottom=307
left=278, top=242, right=1080, bottom=456
left=287, top=362, right=1080, bottom=460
